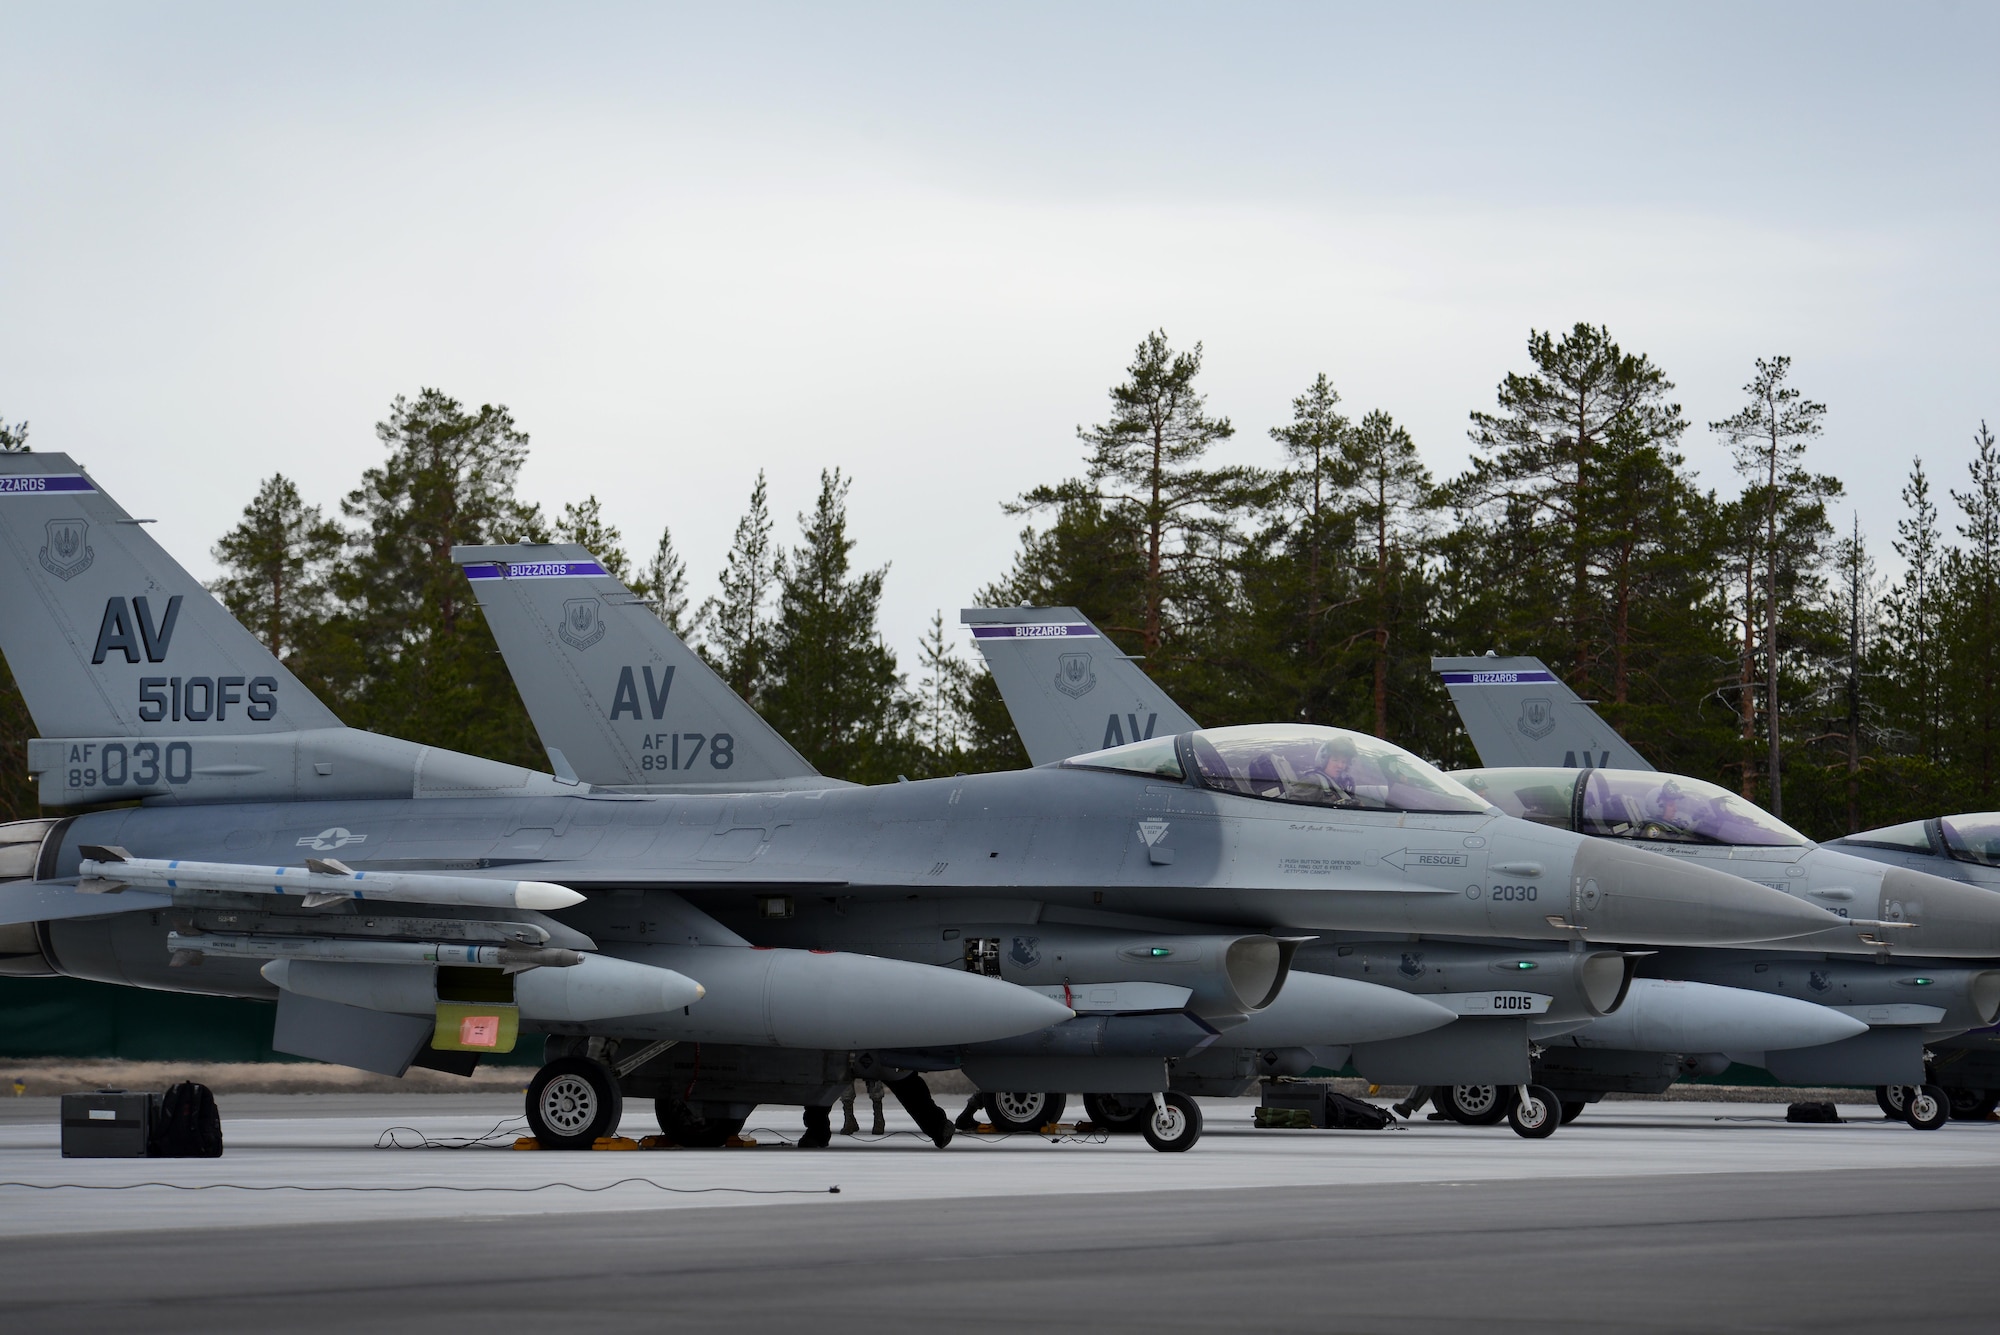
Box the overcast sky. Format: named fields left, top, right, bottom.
left=3, top=2, right=1995, bottom=673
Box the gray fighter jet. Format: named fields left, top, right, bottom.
left=0, top=456, right=1850, bottom=1154
left=448, top=559, right=1868, bottom=1138
left=1825, top=814, right=2000, bottom=1119
left=1433, top=655, right=2000, bottom=1129
left=966, top=610, right=1994, bottom=1131
left=459, top=558, right=1677, bottom=1136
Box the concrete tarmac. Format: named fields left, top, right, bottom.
left=3, top=1094, right=1997, bottom=1333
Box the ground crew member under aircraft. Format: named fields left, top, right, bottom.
left=842, top=1076, right=887, bottom=1136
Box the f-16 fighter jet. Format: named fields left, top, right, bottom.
left=442, top=550, right=1853, bottom=1139
left=1434, top=655, right=2000, bottom=1130
left=1823, top=814, right=2000, bottom=1119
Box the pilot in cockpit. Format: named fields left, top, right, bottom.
left=1647, top=779, right=1695, bottom=838
left=1312, top=735, right=1359, bottom=805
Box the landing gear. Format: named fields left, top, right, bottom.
left=1082, top=1092, right=1149, bottom=1134
left=1904, top=1084, right=1950, bottom=1131
left=1946, top=1087, right=2000, bottom=1121
left=982, top=1091, right=1068, bottom=1134
left=527, top=1056, right=623, bottom=1150
left=1437, top=1084, right=1511, bottom=1126
left=1507, top=1085, right=1560, bottom=1139
left=1875, top=1084, right=1907, bottom=1120
left=654, top=1097, right=746, bottom=1148
left=1559, top=1100, right=1588, bottom=1126
left=1140, top=1092, right=1203, bottom=1152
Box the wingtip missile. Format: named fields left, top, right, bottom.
left=513, top=880, right=587, bottom=910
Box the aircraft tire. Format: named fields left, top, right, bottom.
left=527, top=1056, right=623, bottom=1150
left=1082, top=1092, right=1149, bottom=1133
left=1946, top=1087, right=1999, bottom=1121
left=1506, top=1085, right=1561, bottom=1139
left=1559, top=1100, right=1588, bottom=1125
left=1140, top=1092, right=1202, bottom=1152
left=983, top=1090, right=1067, bottom=1134
left=654, top=1097, right=746, bottom=1148
left=1904, top=1084, right=1950, bottom=1131
left=1440, top=1084, right=1511, bottom=1126
left=1875, top=1084, right=1906, bottom=1120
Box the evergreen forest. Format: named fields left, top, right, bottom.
left=4, top=323, right=1996, bottom=841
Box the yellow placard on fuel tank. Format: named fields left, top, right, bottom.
left=433, top=1002, right=520, bottom=1053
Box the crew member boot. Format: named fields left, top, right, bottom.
left=840, top=1101, right=860, bottom=1136
left=885, top=1072, right=954, bottom=1148
left=870, top=1097, right=886, bottom=1136
left=800, top=1104, right=833, bottom=1149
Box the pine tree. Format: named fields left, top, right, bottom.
left=1884, top=458, right=1943, bottom=762
left=211, top=474, right=343, bottom=662
left=640, top=524, right=692, bottom=639
left=1711, top=355, right=1833, bottom=818
left=329, top=389, right=546, bottom=765
left=1944, top=422, right=2000, bottom=798
left=0, top=415, right=27, bottom=452
left=1267, top=373, right=1352, bottom=706
left=762, top=470, right=907, bottom=782
left=556, top=496, right=633, bottom=585
left=912, top=610, right=973, bottom=775
left=699, top=472, right=778, bottom=703
left=1342, top=410, right=1436, bottom=739
left=1829, top=515, right=1878, bottom=832
left=1020, top=331, right=1252, bottom=656
left=1458, top=323, right=1690, bottom=698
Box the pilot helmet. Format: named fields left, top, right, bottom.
left=1316, top=735, right=1358, bottom=767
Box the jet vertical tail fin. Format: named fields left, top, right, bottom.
left=961, top=608, right=1199, bottom=765
left=1431, top=655, right=1654, bottom=771
left=0, top=452, right=342, bottom=739
left=453, top=543, right=827, bottom=791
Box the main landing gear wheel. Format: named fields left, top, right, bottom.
left=1507, top=1085, right=1561, bottom=1139
left=1875, top=1084, right=1907, bottom=1120
left=527, top=1056, right=623, bottom=1150
left=983, top=1090, right=1067, bottom=1134
left=654, top=1098, right=747, bottom=1148
left=1082, top=1092, right=1149, bottom=1134
left=1559, top=1100, right=1588, bottom=1126
left=1439, top=1084, right=1511, bottom=1126
left=1140, top=1092, right=1202, bottom=1152
left=1946, top=1087, right=2000, bottom=1121
left=1904, top=1084, right=1950, bottom=1131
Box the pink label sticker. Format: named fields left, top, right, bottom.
left=460, top=1015, right=501, bottom=1047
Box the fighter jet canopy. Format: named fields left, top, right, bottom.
left=1068, top=725, right=1491, bottom=815
left=1457, top=766, right=1810, bottom=847
left=1941, top=814, right=2000, bottom=866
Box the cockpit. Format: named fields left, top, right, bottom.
left=1456, top=767, right=1810, bottom=847
left=1841, top=813, right=2000, bottom=867
left=1064, top=725, right=1493, bottom=815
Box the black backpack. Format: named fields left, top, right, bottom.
left=1324, top=1090, right=1394, bottom=1130
left=150, top=1082, right=224, bottom=1158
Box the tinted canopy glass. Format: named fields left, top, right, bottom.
left=1579, top=770, right=1807, bottom=847
left=1188, top=725, right=1490, bottom=814
left=1062, top=734, right=1184, bottom=780
left=1454, top=768, right=1583, bottom=830
left=1940, top=814, right=2000, bottom=867
left=1842, top=819, right=1936, bottom=854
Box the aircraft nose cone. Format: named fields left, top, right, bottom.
left=1875, top=866, right=2000, bottom=957
left=1568, top=839, right=1847, bottom=946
